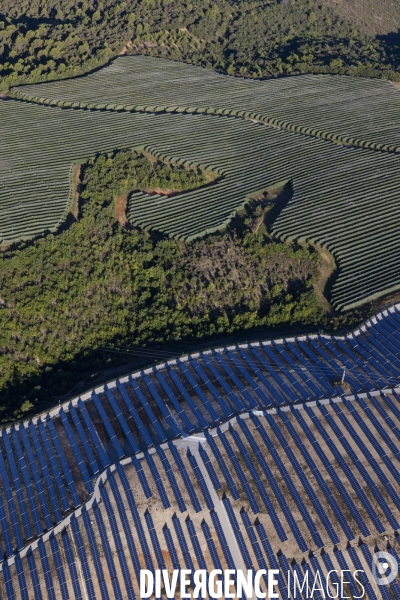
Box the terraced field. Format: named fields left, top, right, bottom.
left=3, top=95, right=400, bottom=309
left=4, top=56, right=400, bottom=309
left=13, top=56, right=400, bottom=151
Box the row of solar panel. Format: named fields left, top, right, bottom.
left=205, top=398, right=400, bottom=555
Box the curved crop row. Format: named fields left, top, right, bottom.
left=11, top=55, right=400, bottom=154
left=12, top=87, right=400, bottom=157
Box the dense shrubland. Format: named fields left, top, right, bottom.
left=1, top=0, right=400, bottom=90
left=0, top=151, right=367, bottom=421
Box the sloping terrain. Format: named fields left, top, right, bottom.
left=13, top=56, right=400, bottom=150
left=5, top=59, right=400, bottom=309
left=0, top=307, right=399, bottom=597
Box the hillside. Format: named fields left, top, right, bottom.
left=0, top=147, right=330, bottom=422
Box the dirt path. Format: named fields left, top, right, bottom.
left=115, top=193, right=129, bottom=226
left=70, top=164, right=81, bottom=219
left=314, top=246, right=336, bottom=313
left=118, top=41, right=133, bottom=56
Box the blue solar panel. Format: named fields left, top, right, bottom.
left=10, top=428, right=43, bottom=537
left=168, top=443, right=201, bottom=512
left=62, top=530, right=84, bottom=600
left=212, top=352, right=257, bottom=409
left=103, top=387, right=140, bottom=454
left=144, top=375, right=181, bottom=436
left=201, top=520, right=223, bottom=572
left=0, top=487, right=13, bottom=557
left=318, top=404, right=397, bottom=530
left=229, top=425, right=285, bottom=535
left=210, top=511, right=235, bottom=570
left=68, top=404, right=100, bottom=475
left=251, top=346, right=296, bottom=403
left=50, top=536, right=70, bottom=600
left=155, top=371, right=196, bottom=433
left=191, top=361, right=232, bottom=418
left=60, top=409, right=94, bottom=494
left=178, top=362, right=219, bottom=422
left=198, top=445, right=222, bottom=491
left=19, top=425, right=53, bottom=530
left=14, top=554, right=29, bottom=600
left=264, top=411, right=339, bottom=544
left=163, top=524, right=180, bottom=569
left=0, top=441, right=24, bottom=550
left=77, top=398, right=111, bottom=468
left=27, top=552, right=43, bottom=600
left=131, top=456, right=152, bottom=498
left=239, top=417, right=308, bottom=547
left=168, top=369, right=208, bottom=429
left=70, top=515, right=97, bottom=600
left=117, top=382, right=154, bottom=447
left=2, top=560, right=15, bottom=600
left=278, top=410, right=354, bottom=540
left=356, top=396, right=400, bottom=477
left=205, top=431, right=240, bottom=499
left=304, top=405, right=384, bottom=534
left=115, top=464, right=156, bottom=576
left=292, top=408, right=370, bottom=537
left=129, top=378, right=168, bottom=443
left=82, top=509, right=111, bottom=600
left=227, top=350, right=269, bottom=407
left=218, top=428, right=260, bottom=513
left=200, top=354, right=244, bottom=412
left=145, top=452, right=171, bottom=508
left=187, top=449, right=213, bottom=510
left=2, top=430, right=33, bottom=540
left=46, top=418, right=81, bottom=508
left=186, top=516, right=208, bottom=572
left=108, top=475, right=142, bottom=577
left=38, top=538, right=56, bottom=600
left=101, top=487, right=136, bottom=600
left=335, top=549, right=363, bottom=600
left=253, top=414, right=318, bottom=548
left=145, top=509, right=166, bottom=572
left=222, top=496, right=254, bottom=569
left=172, top=514, right=195, bottom=572
left=92, top=391, right=125, bottom=459
left=37, top=418, right=70, bottom=512
left=93, top=503, right=124, bottom=600
left=156, top=446, right=186, bottom=512
left=330, top=401, right=400, bottom=516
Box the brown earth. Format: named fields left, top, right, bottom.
left=115, top=192, right=129, bottom=227
left=314, top=246, right=336, bottom=313
left=70, top=164, right=81, bottom=219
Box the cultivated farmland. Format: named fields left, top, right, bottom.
left=13, top=55, right=400, bottom=152
left=3, top=95, right=400, bottom=309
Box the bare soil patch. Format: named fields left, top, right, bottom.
left=118, top=41, right=133, bottom=56
left=314, top=245, right=336, bottom=313
left=70, top=164, right=81, bottom=219
left=115, top=192, right=129, bottom=226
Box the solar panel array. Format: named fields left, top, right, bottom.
left=0, top=310, right=399, bottom=596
